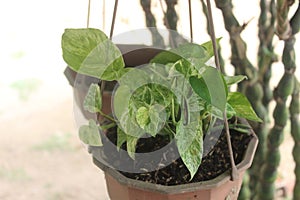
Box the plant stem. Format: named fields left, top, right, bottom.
left=100, top=122, right=116, bottom=130
left=171, top=98, right=177, bottom=125
left=99, top=111, right=116, bottom=122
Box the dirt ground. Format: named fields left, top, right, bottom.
left=0, top=84, right=110, bottom=199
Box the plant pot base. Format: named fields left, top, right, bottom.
left=92, top=132, right=257, bottom=200
left=103, top=171, right=244, bottom=200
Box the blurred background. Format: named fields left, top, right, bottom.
left=0, top=0, right=299, bottom=199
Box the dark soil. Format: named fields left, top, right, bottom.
left=95, top=125, right=252, bottom=186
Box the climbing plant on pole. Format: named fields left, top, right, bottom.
left=254, top=1, right=299, bottom=199
left=140, top=0, right=165, bottom=47
left=213, top=1, right=270, bottom=198
left=288, top=2, right=300, bottom=200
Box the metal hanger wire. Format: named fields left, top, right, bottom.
left=205, top=0, right=239, bottom=181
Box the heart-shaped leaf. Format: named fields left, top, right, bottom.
left=83, top=83, right=102, bottom=113
left=223, top=75, right=247, bottom=86
left=136, top=106, right=150, bottom=129
left=79, top=119, right=102, bottom=146
left=117, top=127, right=127, bottom=151
left=176, top=120, right=203, bottom=180
left=228, top=92, right=263, bottom=122
left=61, top=28, right=125, bottom=81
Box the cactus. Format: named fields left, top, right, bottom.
left=140, top=0, right=165, bottom=47
left=255, top=1, right=298, bottom=199
left=164, top=0, right=178, bottom=30
left=258, top=0, right=276, bottom=108
left=238, top=172, right=251, bottom=200
left=163, top=0, right=186, bottom=47
left=290, top=79, right=300, bottom=200
left=214, top=0, right=258, bottom=91
left=289, top=2, right=300, bottom=199
left=213, top=1, right=270, bottom=198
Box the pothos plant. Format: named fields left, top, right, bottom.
left=61, top=28, right=262, bottom=180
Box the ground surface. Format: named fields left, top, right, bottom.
left=0, top=86, right=110, bottom=199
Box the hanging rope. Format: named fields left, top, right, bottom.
left=188, top=0, right=193, bottom=42
left=102, top=0, right=106, bottom=30
left=87, top=0, right=91, bottom=28
left=110, top=0, right=119, bottom=39
left=206, top=0, right=238, bottom=181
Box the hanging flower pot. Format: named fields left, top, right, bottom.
left=61, top=26, right=262, bottom=200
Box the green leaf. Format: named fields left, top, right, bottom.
left=135, top=104, right=167, bottom=137
left=223, top=75, right=247, bottom=86
left=229, top=123, right=252, bottom=134
left=200, top=38, right=222, bottom=58
left=83, top=83, right=102, bottom=113
left=144, top=104, right=167, bottom=136
left=126, top=135, right=139, bottom=159
left=79, top=119, right=102, bottom=146
left=176, top=120, right=203, bottom=180
left=189, top=76, right=211, bottom=104
left=190, top=67, right=227, bottom=112
left=226, top=103, right=236, bottom=119
left=61, top=28, right=125, bottom=81
left=173, top=43, right=209, bottom=65
left=228, top=92, right=263, bottom=122
left=113, top=85, right=131, bottom=119
left=101, top=63, right=128, bottom=81
left=119, top=110, right=144, bottom=138
left=150, top=50, right=182, bottom=65
left=117, top=127, right=127, bottom=151
left=136, top=107, right=150, bottom=129
left=174, top=59, right=198, bottom=78
left=151, top=43, right=211, bottom=69
left=202, top=67, right=227, bottom=111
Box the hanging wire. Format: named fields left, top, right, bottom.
left=206, top=0, right=239, bottom=181
left=188, top=0, right=193, bottom=43
left=206, top=0, right=220, bottom=70
left=110, top=0, right=119, bottom=39
left=87, top=0, right=91, bottom=28
left=102, top=0, right=106, bottom=30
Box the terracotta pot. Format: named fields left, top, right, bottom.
left=91, top=130, right=258, bottom=200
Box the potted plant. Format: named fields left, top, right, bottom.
left=61, top=28, right=261, bottom=200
